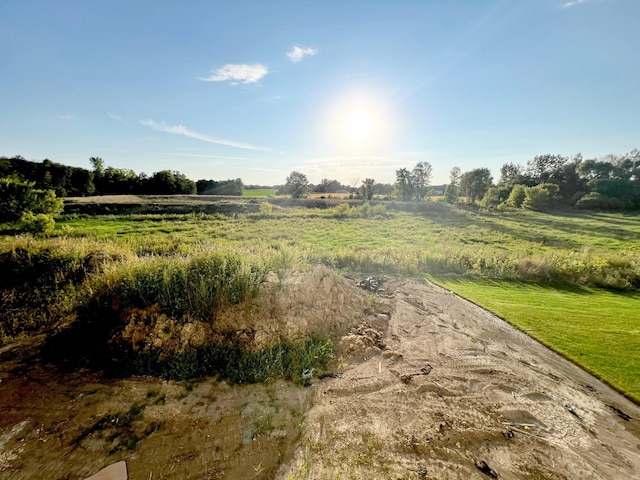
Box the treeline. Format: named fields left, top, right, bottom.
left=196, top=178, right=243, bottom=196
left=0, top=156, right=198, bottom=196
left=447, top=150, right=640, bottom=211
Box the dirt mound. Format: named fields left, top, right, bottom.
left=115, top=265, right=387, bottom=358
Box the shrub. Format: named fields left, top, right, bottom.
left=522, top=184, right=559, bottom=211
left=575, top=192, right=624, bottom=211
left=20, top=212, right=56, bottom=234
left=258, top=201, right=273, bottom=216
left=506, top=184, right=527, bottom=208
left=0, top=177, right=63, bottom=230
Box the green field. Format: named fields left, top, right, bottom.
left=2, top=202, right=640, bottom=399
left=242, top=188, right=278, bottom=197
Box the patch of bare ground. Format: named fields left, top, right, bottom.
left=1, top=269, right=640, bottom=479
left=280, top=278, right=640, bottom=480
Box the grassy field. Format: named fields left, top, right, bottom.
left=2, top=201, right=640, bottom=397
left=242, top=189, right=278, bottom=197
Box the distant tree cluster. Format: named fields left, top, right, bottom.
left=0, top=155, right=199, bottom=197
left=196, top=178, right=243, bottom=196
left=478, top=150, right=640, bottom=211
left=394, top=162, right=433, bottom=201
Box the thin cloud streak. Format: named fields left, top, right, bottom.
left=107, top=113, right=128, bottom=124
left=59, top=114, right=75, bottom=120
left=141, top=119, right=273, bottom=152
left=561, top=0, right=588, bottom=8
left=165, top=152, right=252, bottom=161
left=199, top=64, right=268, bottom=84
left=287, top=46, right=317, bottom=62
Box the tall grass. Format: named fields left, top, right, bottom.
left=97, top=250, right=268, bottom=322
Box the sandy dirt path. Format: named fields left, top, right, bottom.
left=281, top=278, right=640, bottom=479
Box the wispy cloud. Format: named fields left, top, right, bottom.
left=59, top=114, right=75, bottom=120
left=561, top=0, right=588, bottom=8
left=199, top=64, right=268, bottom=84
left=107, top=112, right=128, bottom=124
left=287, top=46, right=317, bottom=63
left=165, top=152, right=252, bottom=161
left=140, top=119, right=272, bottom=152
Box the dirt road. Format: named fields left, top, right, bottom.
left=281, top=278, right=640, bottom=479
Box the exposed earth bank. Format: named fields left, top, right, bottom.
left=0, top=268, right=639, bottom=479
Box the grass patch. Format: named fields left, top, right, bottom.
left=243, top=189, right=278, bottom=197
left=124, top=336, right=334, bottom=384
left=432, top=276, right=640, bottom=402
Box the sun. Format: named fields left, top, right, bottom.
left=342, top=110, right=375, bottom=142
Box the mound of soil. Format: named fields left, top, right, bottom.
left=115, top=265, right=386, bottom=358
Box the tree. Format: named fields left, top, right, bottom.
left=361, top=178, right=375, bottom=201
left=506, top=184, right=527, bottom=208
left=283, top=171, right=310, bottom=198
left=0, top=178, right=63, bottom=233
left=522, top=184, right=559, bottom=211
left=444, top=166, right=461, bottom=203
left=412, top=161, right=432, bottom=201
left=459, top=168, right=492, bottom=203
left=315, top=178, right=342, bottom=193
left=525, top=154, right=566, bottom=184
left=499, top=163, right=523, bottom=186
left=90, top=157, right=105, bottom=177
left=394, top=168, right=413, bottom=201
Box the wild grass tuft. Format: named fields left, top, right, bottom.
left=96, top=250, right=268, bottom=322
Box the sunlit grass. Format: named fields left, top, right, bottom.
left=242, top=189, right=278, bottom=197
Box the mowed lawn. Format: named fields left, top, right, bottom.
left=433, top=277, right=640, bottom=402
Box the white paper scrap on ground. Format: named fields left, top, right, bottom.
left=83, top=461, right=127, bottom=480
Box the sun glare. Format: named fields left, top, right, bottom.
left=343, top=111, right=374, bottom=142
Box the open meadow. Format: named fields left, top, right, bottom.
left=2, top=200, right=638, bottom=398
left=2, top=199, right=640, bottom=478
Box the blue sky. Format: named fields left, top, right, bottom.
left=1, top=0, right=638, bottom=186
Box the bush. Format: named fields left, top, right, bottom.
left=258, top=201, right=273, bottom=216
left=20, top=212, right=56, bottom=234
left=506, top=184, right=526, bottom=208
left=522, top=184, right=559, bottom=211
left=575, top=192, right=624, bottom=211
left=0, top=177, right=63, bottom=230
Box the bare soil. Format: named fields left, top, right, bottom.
left=1, top=269, right=639, bottom=479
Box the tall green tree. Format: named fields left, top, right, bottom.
left=459, top=168, right=493, bottom=203
left=361, top=178, right=375, bottom=201
left=282, top=171, right=310, bottom=198
left=412, top=161, right=432, bottom=201
left=394, top=168, right=413, bottom=201
left=444, top=166, right=461, bottom=203
left=525, top=154, right=566, bottom=184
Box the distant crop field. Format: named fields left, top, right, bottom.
left=242, top=189, right=278, bottom=197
